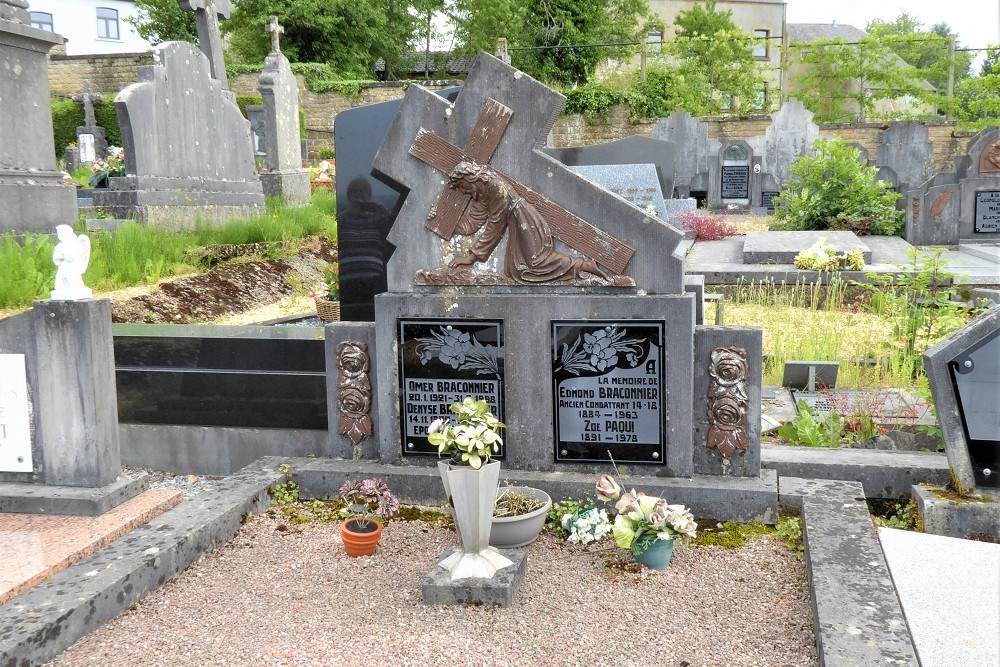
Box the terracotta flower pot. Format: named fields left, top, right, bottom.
left=340, top=517, right=383, bottom=557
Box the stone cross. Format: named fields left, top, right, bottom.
left=72, top=83, right=102, bottom=128
left=178, top=0, right=232, bottom=88
left=409, top=98, right=633, bottom=274
left=0, top=0, right=30, bottom=24
left=266, top=15, right=283, bottom=54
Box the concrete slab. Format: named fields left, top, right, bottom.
left=421, top=548, right=527, bottom=607
left=958, top=243, right=1000, bottom=263
left=763, top=446, right=950, bottom=498
left=913, top=485, right=1000, bottom=540
left=879, top=527, right=1000, bottom=667
left=0, top=473, right=149, bottom=517
left=802, top=483, right=919, bottom=666
left=743, top=231, right=872, bottom=264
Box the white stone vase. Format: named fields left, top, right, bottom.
left=437, top=460, right=515, bottom=581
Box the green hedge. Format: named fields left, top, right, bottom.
left=51, top=97, right=122, bottom=160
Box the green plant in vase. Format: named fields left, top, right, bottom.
left=427, top=397, right=505, bottom=470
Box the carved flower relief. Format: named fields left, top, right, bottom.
left=706, top=346, right=749, bottom=459
left=335, top=341, right=373, bottom=446
left=336, top=341, right=369, bottom=377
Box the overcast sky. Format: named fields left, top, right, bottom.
left=784, top=0, right=1000, bottom=68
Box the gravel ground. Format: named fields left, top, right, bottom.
left=48, top=510, right=817, bottom=667
left=123, top=465, right=223, bottom=499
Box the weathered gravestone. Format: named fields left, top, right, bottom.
left=875, top=122, right=932, bottom=200
left=247, top=105, right=266, bottom=157
left=91, top=41, right=264, bottom=226
left=542, top=136, right=676, bottom=203
left=748, top=99, right=818, bottom=188
left=907, top=127, right=1000, bottom=245
left=0, top=0, right=77, bottom=232
left=652, top=110, right=718, bottom=201
left=256, top=16, right=309, bottom=205
left=71, top=83, right=107, bottom=166
left=0, top=241, right=147, bottom=514
left=362, top=53, right=771, bottom=499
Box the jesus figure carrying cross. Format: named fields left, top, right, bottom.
left=441, top=160, right=610, bottom=284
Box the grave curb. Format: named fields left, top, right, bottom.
left=800, top=480, right=919, bottom=667
left=0, top=473, right=149, bottom=516
left=912, top=484, right=1000, bottom=539
left=0, top=457, right=295, bottom=667
left=295, top=459, right=779, bottom=523
left=763, top=446, right=949, bottom=499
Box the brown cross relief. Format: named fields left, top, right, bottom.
left=409, top=98, right=635, bottom=276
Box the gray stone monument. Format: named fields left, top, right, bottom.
left=906, top=127, right=1000, bottom=245
left=749, top=99, right=819, bottom=187
left=257, top=16, right=310, bottom=205
left=91, top=41, right=264, bottom=226
left=652, top=110, right=718, bottom=200
left=0, top=0, right=77, bottom=233
left=0, top=292, right=148, bottom=515
left=71, top=83, right=107, bottom=166
left=875, top=122, right=933, bottom=200
left=247, top=105, right=266, bottom=156
left=179, top=0, right=231, bottom=88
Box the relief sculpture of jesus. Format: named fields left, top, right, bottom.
left=425, top=160, right=615, bottom=285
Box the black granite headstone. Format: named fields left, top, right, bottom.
left=552, top=321, right=664, bottom=464
left=542, top=136, right=676, bottom=200
left=949, top=328, right=1000, bottom=488
left=721, top=166, right=749, bottom=200
left=335, top=88, right=460, bottom=321
left=398, top=319, right=505, bottom=457
left=761, top=190, right=780, bottom=210
left=974, top=191, right=1000, bottom=233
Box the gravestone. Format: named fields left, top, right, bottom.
left=542, top=136, right=676, bottom=203
left=247, top=105, right=266, bottom=156
left=907, top=127, right=1000, bottom=245
left=712, top=141, right=756, bottom=209
left=368, top=52, right=770, bottom=497
left=875, top=122, right=932, bottom=199
left=257, top=16, right=310, bottom=205
left=568, top=164, right=669, bottom=220
left=924, top=307, right=1000, bottom=493
left=333, top=88, right=460, bottom=321
left=179, top=0, right=231, bottom=88
left=0, top=255, right=147, bottom=514
left=0, top=0, right=77, bottom=232
left=92, top=41, right=264, bottom=227
left=652, top=111, right=717, bottom=199
left=749, top=99, right=819, bottom=186
left=71, top=84, right=107, bottom=166
left=743, top=230, right=872, bottom=264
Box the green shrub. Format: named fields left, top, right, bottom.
left=563, top=83, right=630, bottom=120
left=775, top=137, right=903, bottom=236
left=51, top=97, right=122, bottom=160
left=777, top=400, right=844, bottom=447
left=235, top=94, right=263, bottom=117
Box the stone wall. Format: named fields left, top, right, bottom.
left=47, top=54, right=977, bottom=168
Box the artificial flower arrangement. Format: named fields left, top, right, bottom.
left=560, top=506, right=613, bottom=544
left=88, top=146, right=125, bottom=188
left=595, top=475, right=697, bottom=555
left=427, top=397, right=505, bottom=470
left=338, top=478, right=400, bottom=526
left=311, top=263, right=340, bottom=301
left=793, top=238, right=865, bottom=272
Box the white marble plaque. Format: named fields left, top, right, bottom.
left=78, top=134, right=96, bottom=164
left=0, top=354, right=33, bottom=472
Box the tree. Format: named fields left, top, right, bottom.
left=789, top=36, right=931, bottom=122
left=980, top=45, right=1000, bottom=77
left=669, top=0, right=766, bottom=115
left=956, top=46, right=1000, bottom=124
left=449, top=0, right=649, bottom=86
left=127, top=0, right=197, bottom=45
left=866, top=12, right=973, bottom=109
left=222, top=0, right=417, bottom=78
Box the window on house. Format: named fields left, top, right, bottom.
left=754, top=85, right=767, bottom=111
left=646, top=30, right=663, bottom=55
left=753, top=29, right=769, bottom=59
left=30, top=11, right=53, bottom=32
left=96, top=7, right=119, bottom=40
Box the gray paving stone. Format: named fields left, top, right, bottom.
left=879, top=527, right=1000, bottom=667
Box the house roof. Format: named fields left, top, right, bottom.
left=786, top=23, right=936, bottom=92
left=374, top=52, right=475, bottom=75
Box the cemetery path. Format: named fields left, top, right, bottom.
left=109, top=238, right=337, bottom=324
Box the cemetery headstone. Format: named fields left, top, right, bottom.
left=713, top=141, right=755, bottom=209
left=247, top=105, right=266, bottom=157
left=907, top=127, right=1000, bottom=245
left=542, top=136, right=676, bottom=203
left=334, top=88, right=460, bottom=321
left=651, top=111, right=718, bottom=200
left=568, top=164, right=669, bottom=220
left=924, top=307, right=1000, bottom=493
left=0, top=0, right=77, bottom=232
left=92, top=41, right=264, bottom=226
left=179, top=0, right=231, bottom=87
left=748, top=99, right=819, bottom=186
left=71, top=83, right=107, bottom=166
left=257, top=16, right=310, bottom=205
left=0, top=231, right=147, bottom=514
left=875, top=122, right=933, bottom=199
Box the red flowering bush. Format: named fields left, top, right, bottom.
left=676, top=212, right=739, bottom=241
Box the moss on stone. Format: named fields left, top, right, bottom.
left=689, top=520, right=773, bottom=549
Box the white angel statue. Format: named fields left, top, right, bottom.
left=50, top=225, right=93, bottom=300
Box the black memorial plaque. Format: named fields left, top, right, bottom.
left=398, top=319, right=504, bottom=457
left=949, top=328, right=1000, bottom=488
left=721, top=166, right=749, bottom=199
left=974, top=191, right=1000, bottom=233
left=761, top=191, right=780, bottom=210
left=552, top=321, right=665, bottom=464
